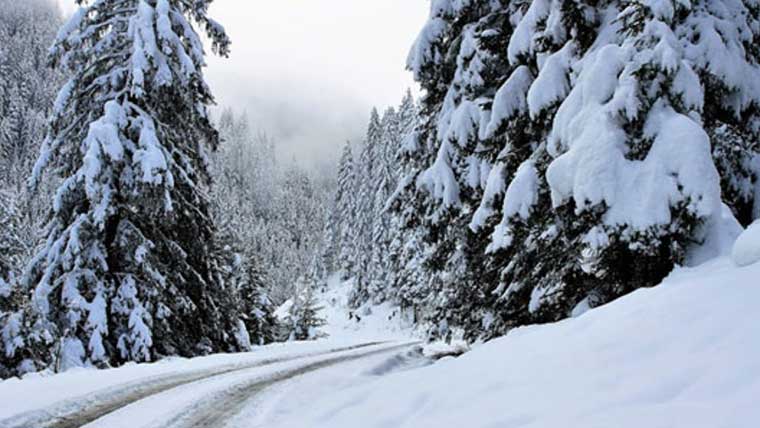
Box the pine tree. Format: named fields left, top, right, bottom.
left=366, top=107, right=399, bottom=303
left=319, top=143, right=356, bottom=278
left=23, top=0, right=243, bottom=370
left=384, top=91, right=419, bottom=306
left=0, top=0, right=62, bottom=192
left=335, top=142, right=358, bottom=278
left=282, top=277, right=326, bottom=341
left=351, top=109, right=383, bottom=305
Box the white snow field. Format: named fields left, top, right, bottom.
left=258, top=257, right=760, bottom=428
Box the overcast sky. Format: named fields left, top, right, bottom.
left=59, top=1, right=429, bottom=166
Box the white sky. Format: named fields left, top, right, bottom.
left=58, top=0, right=429, bottom=166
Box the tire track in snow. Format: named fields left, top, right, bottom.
left=163, top=343, right=415, bottom=428
left=1, top=342, right=385, bottom=428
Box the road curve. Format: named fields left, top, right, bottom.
left=1, top=342, right=390, bottom=428
left=165, top=342, right=415, bottom=428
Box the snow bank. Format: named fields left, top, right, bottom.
left=266, top=257, right=760, bottom=428
left=732, top=221, right=760, bottom=267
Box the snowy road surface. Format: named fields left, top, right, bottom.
left=0, top=341, right=418, bottom=428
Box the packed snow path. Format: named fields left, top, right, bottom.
left=1, top=341, right=417, bottom=428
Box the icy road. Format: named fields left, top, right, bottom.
left=0, top=341, right=421, bottom=428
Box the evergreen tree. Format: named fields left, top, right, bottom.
left=366, top=107, right=399, bottom=303
left=383, top=91, right=420, bottom=306
left=351, top=109, right=383, bottom=305
left=24, top=0, right=243, bottom=370
left=335, top=142, right=358, bottom=277
left=0, top=0, right=62, bottom=193
left=282, top=277, right=326, bottom=342
left=320, top=142, right=357, bottom=278
left=210, top=111, right=279, bottom=346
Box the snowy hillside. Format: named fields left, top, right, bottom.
left=259, top=256, right=760, bottom=428
left=274, top=273, right=418, bottom=343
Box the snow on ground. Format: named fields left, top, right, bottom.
left=313, top=273, right=417, bottom=342
left=72, top=343, right=413, bottom=428
left=258, top=257, right=760, bottom=428
left=223, top=346, right=432, bottom=428
left=0, top=339, right=392, bottom=421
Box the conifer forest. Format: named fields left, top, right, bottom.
left=1, top=1, right=759, bottom=427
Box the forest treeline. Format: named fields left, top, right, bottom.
left=2, top=0, right=760, bottom=377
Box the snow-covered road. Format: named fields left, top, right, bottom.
left=0, top=341, right=418, bottom=428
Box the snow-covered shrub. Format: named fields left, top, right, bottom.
left=282, top=278, right=327, bottom=342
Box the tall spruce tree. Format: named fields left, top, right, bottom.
left=24, top=0, right=243, bottom=370
left=367, top=107, right=399, bottom=303
left=282, top=277, right=326, bottom=342
left=351, top=109, right=383, bottom=305
left=333, top=142, right=358, bottom=278
left=382, top=91, right=419, bottom=304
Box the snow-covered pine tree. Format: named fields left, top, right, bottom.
left=24, top=0, right=244, bottom=370
left=211, top=218, right=277, bottom=349
left=335, top=141, right=358, bottom=278
left=240, top=262, right=278, bottom=346
left=457, top=0, right=604, bottom=335
left=385, top=91, right=421, bottom=308
left=398, top=0, right=522, bottom=338
left=318, top=214, right=339, bottom=280
left=282, top=277, right=326, bottom=342
left=510, top=0, right=759, bottom=325
left=366, top=93, right=420, bottom=306
left=212, top=109, right=332, bottom=307
left=351, top=109, right=383, bottom=305
left=270, top=162, right=329, bottom=300
left=366, top=107, right=399, bottom=303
